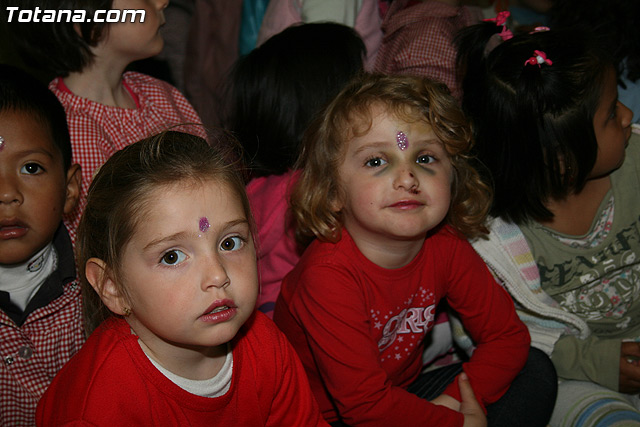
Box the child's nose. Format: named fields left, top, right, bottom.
left=0, top=175, right=23, bottom=205
left=619, top=100, right=633, bottom=129
left=393, top=167, right=420, bottom=192
left=157, top=0, right=169, bottom=11
left=201, top=255, right=230, bottom=291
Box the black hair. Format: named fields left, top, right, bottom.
left=2, top=0, right=113, bottom=77
left=550, top=0, right=640, bottom=84
left=0, top=64, right=72, bottom=171
left=456, top=24, right=612, bottom=224
left=222, top=22, right=366, bottom=177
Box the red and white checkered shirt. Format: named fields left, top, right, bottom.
left=49, top=72, right=202, bottom=243
left=374, top=0, right=483, bottom=99
left=0, top=281, right=84, bottom=426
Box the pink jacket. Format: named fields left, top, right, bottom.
left=247, top=171, right=301, bottom=318
left=256, top=0, right=383, bottom=69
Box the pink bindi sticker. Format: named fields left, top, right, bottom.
left=0, top=136, right=4, bottom=152
left=199, top=217, right=210, bottom=233
left=396, top=131, right=408, bottom=151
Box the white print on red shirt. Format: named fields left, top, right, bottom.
left=373, top=287, right=436, bottom=359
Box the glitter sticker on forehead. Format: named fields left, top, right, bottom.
left=199, top=217, right=210, bottom=233
left=0, top=136, right=4, bottom=152
left=396, top=131, right=408, bottom=151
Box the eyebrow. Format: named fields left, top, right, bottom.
left=142, top=218, right=249, bottom=251
left=14, top=148, right=56, bottom=159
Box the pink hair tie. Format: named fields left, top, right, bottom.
left=484, top=10, right=510, bottom=26
left=484, top=11, right=513, bottom=41
left=499, top=26, right=513, bottom=41
left=524, top=50, right=552, bottom=67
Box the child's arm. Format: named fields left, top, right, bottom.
left=285, top=265, right=465, bottom=426
left=442, top=239, right=531, bottom=407
left=263, top=318, right=330, bottom=426
left=551, top=334, right=623, bottom=392
left=554, top=338, right=640, bottom=393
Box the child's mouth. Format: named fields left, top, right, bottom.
left=207, top=306, right=229, bottom=315
left=0, top=220, right=28, bottom=239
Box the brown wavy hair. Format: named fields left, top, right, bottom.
left=290, top=73, right=492, bottom=247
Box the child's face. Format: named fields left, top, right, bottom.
left=590, top=68, right=633, bottom=179
left=335, top=106, right=454, bottom=245
left=98, top=0, right=168, bottom=64
left=113, top=180, right=258, bottom=358
left=0, top=111, right=78, bottom=265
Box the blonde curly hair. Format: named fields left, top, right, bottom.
left=290, top=73, right=492, bottom=247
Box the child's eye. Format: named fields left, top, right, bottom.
left=365, top=157, right=387, bottom=168
left=220, top=236, right=245, bottom=251
left=417, top=154, right=436, bottom=164
left=20, top=163, right=44, bottom=174
left=160, top=250, right=187, bottom=266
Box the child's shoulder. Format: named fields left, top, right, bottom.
left=121, top=71, right=186, bottom=101
left=37, top=318, right=138, bottom=418
left=298, top=232, right=361, bottom=269
left=233, top=312, right=295, bottom=373
left=615, top=131, right=640, bottom=183
left=236, top=311, right=284, bottom=347
left=428, top=224, right=472, bottom=247
left=626, top=130, right=640, bottom=161
left=121, top=72, right=201, bottom=123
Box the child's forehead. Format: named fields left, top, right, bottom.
left=0, top=109, right=61, bottom=158
left=346, top=103, right=427, bottom=138
left=140, top=178, right=244, bottom=214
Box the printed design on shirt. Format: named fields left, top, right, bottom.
left=539, top=218, right=640, bottom=327
left=373, top=286, right=435, bottom=362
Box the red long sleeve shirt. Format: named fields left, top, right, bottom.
left=37, top=312, right=328, bottom=426
left=275, top=227, right=530, bottom=426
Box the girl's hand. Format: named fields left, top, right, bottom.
left=459, top=373, right=487, bottom=427
left=620, top=342, right=640, bottom=393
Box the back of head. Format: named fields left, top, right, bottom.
left=3, top=0, right=112, bottom=77
left=292, top=72, right=491, bottom=246
left=223, top=22, right=366, bottom=177
left=456, top=24, right=611, bottom=224
left=0, top=63, right=71, bottom=170
left=550, top=0, right=640, bottom=82
left=76, top=130, right=251, bottom=335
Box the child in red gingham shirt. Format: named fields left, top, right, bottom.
left=10, top=0, right=202, bottom=242
left=0, top=64, right=85, bottom=426
left=374, top=0, right=484, bottom=100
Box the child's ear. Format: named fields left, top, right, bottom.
left=85, top=258, right=129, bottom=316
left=329, top=194, right=343, bottom=213
left=63, top=164, right=81, bottom=215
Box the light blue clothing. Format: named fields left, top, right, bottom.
left=619, top=74, right=640, bottom=124
left=238, top=0, right=271, bottom=56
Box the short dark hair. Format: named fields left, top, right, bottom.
left=0, top=64, right=72, bottom=171
left=3, top=0, right=113, bottom=76
left=222, top=22, right=366, bottom=177
left=456, top=25, right=611, bottom=224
